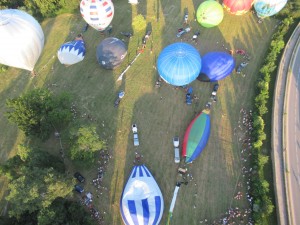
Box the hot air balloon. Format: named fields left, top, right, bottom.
left=197, top=51, right=235, bottom=82
left=120, top=164, right=164, bottom=225
left=57, top=35, right=86, bottom=66
left=254, top=0, right=288, bottom=18
left=157, top=42, right=202, bottom=86
left=80, top=0, right=114, bottom=31
left=182, top=110, right=211, bottom=163
left=96, top=37, right=127, bottom=69
left=223, top=0, right=254, bottom=15
left=0, top=9, right=44, bottom=71
left=196, top=0, right=224, bottom=28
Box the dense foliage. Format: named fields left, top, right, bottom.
left=70, top=126, right=106, bottom=162
left=250, top=17, right=294, bottom=224
left=0, top=0, right=78, bottom=18
left=0, top=144, right=73, bottom=218
left=6, top=88, right=72, bottom=140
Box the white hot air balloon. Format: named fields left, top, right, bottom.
left=0, top=9, right=44, bottom=71
left=57, top=35, right=86, bottom=66
left=120, top=165, right=164, bottom=225
left=80, top=0, right=114, bottom=31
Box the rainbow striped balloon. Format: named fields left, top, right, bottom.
left=80, top=0, right=114, bottom=31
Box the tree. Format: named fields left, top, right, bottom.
left=6, top=88, right=72, bottom=140
left=1, top=145, right=72, bottom=218
left=70, top=126, right=106, bottom=162
left=37, top=198, right=95, bottom=225
left=132, top=14, right=147, bottom=33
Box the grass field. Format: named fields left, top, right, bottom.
left=0, top=1, right=279, bottom=224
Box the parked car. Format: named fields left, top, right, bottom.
left=74, top=184, right=84, bottom=193
left=132, top=124, right=139, bottom=146
left=211, top=83, right=219, bottom=102
left=173, top=136, right=180, bottom=147
left=173, top=137, right=180, bottom=163
left=74, top=172, right=85, bottom=183
left=186, top=93, right=192, bottom=105
left=176, top=27, right=191, bottom=38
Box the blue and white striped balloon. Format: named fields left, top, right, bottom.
left=120, top=165, right=164, bottom=225
left=57, top=40, right=86, bottom=65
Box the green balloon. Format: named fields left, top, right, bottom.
left=196, top=0, right=224, bottom=28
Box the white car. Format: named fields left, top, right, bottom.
left=132, top=124, right=139, bottom=146
left=173, top=137, right=180, bottom=163
left=173, top=136, right=179, bottom=147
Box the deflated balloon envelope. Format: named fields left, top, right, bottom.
left=0, top=9, right=44, bottom=71
left=197, top=51, right=235, bottom=82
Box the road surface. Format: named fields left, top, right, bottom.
left=286, top=38, right=300, bottom=225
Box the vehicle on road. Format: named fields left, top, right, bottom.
left=132, top=124, right=139, bottom=146
left=74, top=172, right=85, bottom=183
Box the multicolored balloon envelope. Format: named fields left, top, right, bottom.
left=196, top=0, right=224, bottom=28
left=0, top=9, right=44, bottom=71
left=254, top=0, right=288, bottom=18
left=80, top=0, right=114, bottom=31
left=57, top=39, right=86, bottom=65
left=96, top=37, right=127, bottom=69
left=120, top=165, right=164, bottom=225
left=157, top=42, right=202, bottom=86
left=182, top=111, right=211, bottom=163
left=197, top=51, right=235, bottom=82
left=223, top=0, right=254, bottom=15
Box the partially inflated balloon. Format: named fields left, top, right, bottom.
left=57, top=38, right=86, bottom=66
left=254, top=0, right=288, bottom=18
left=80, top=0, right=114, bottom=31
left=197, top=51, right=235, bottom=82
left=0, top=9, right=44, bottom=71
left=223, top=0, right=254, bottom=15
left=197, top=1, right=224, bottom=28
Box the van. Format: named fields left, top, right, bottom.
left=174, top=147, right=180, bottom=163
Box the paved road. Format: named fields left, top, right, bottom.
left=286, top=39, right=300, bottom=225
left=272, top=23, right=300, bottom=225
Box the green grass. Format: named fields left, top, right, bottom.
left=0, top=1, right=278, bottom=224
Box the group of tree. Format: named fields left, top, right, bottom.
left=0, top=144, right=94, bottom=224
left=0, top=0, right=79, bottom=18
left=250, top=16, right=294, bottom=224
left=1, top=88, right=106, bottom=224
left=6, top=88, right=72, bottom=140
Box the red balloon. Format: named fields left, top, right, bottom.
left=223, top=0, right=254, bottom=15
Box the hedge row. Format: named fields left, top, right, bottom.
left=250, top=17, right=294, bottom=224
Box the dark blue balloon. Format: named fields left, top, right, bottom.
left=157, top=43, right=202, bottom=86
left=198, top=51, right=235, bottom=82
